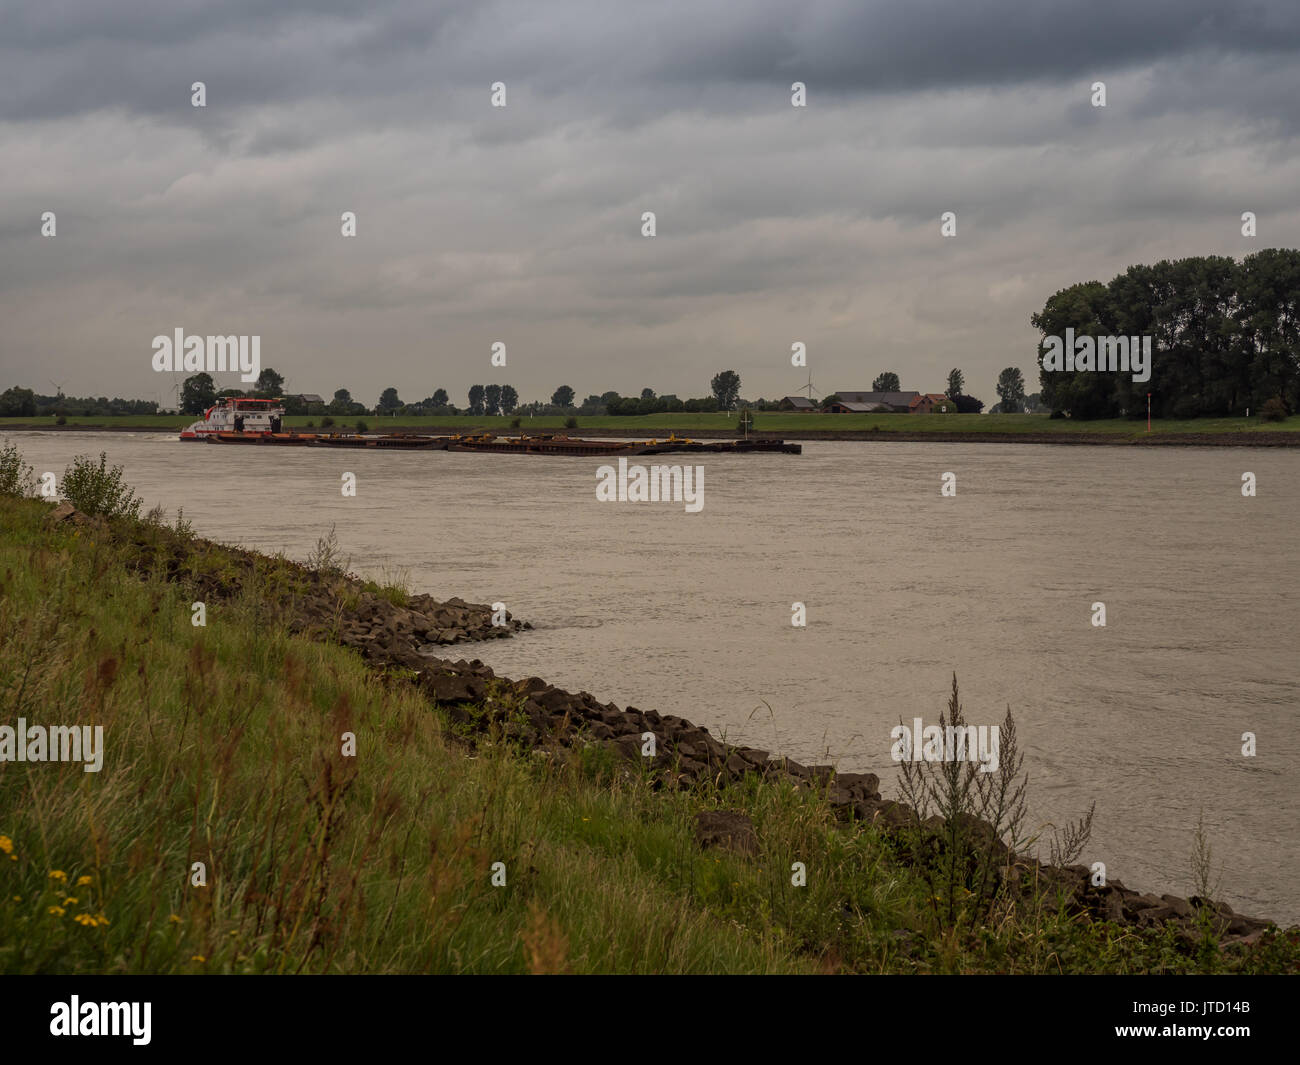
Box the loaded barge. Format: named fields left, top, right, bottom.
left=197, top=431, right=799, bottom=455
left=180, top=399, right=800, bottom=455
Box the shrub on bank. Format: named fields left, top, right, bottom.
left=1261, top=397, right=1287, bottom=423
left=60, top=451, right=142, bottom=519
left=0, top=441, right=35, bottom=497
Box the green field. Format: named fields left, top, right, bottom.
left=2, top=411, right=1296, bottom=436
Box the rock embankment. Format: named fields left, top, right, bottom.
left=371, top=651, right=1277, bottom=949
left=67, top=503, right=533, bottom=649
left=71, top=501, right=533, bottom=644
left=298, top=592, right=527, bottom=654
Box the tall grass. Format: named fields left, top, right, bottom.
left=0, top=496, right=811, bottom=973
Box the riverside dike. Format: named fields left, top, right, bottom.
left=6, top=492, right=1283, bottom=967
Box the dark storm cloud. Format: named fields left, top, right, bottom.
left=0, top=0, right=470, bottom=123
left=5, top=0, right=1299, bottom=125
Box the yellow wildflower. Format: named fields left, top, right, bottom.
left=48, top=906, right=66, bottom=917
left=168, top=914, right=182, bottom=924
left=0, top=835, right=12, bottom=855
left=12, top=896, right=21, bottom=902
left=49, top=870, right=67, bottom=882
left=95, top=914, right=109, bottom=926
left=63, top=896, right=79, bottom=905
left=76, top=875, right=92, bottom=887
left=75, top=914, right=96, bottom=927
left=190, top=955, right=205, bottom=963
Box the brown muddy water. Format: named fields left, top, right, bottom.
left=9, top=431, right=1299, bottom=923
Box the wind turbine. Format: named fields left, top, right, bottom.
left=799, top=368, right=820, bottom=402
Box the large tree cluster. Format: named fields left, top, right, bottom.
left=1031, top=250, right=1300, bottom=419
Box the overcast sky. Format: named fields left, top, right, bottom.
left=3, top=0, right=1299, bottom=407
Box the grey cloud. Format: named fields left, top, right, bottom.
left=2, top=1, right=1300, bottom=405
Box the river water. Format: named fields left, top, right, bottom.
left=9, top=431, right=1298, bottom=923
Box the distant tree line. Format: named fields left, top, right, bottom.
left=0, top=387, right=158, bottom=418
left=0, top=361, right=1000, bottom=422
left=8, top=356, right=1129, bottom=424
left=1031, top=249, right=1300, bottom=419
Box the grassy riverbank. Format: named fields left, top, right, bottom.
left=0, top=483, right=1296, bottom=973
left=3, top=411, right=1298, bottom=442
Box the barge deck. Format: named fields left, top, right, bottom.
left=197, top=432, right=800, bottom=455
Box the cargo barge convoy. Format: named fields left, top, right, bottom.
left=179, top=397, right=800, bottom=455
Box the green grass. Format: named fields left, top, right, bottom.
left=0, top=491, right=1296, bottom=973
left=3, top=412, right=1296, bottom=436
left=0, top=497, right=806, bottom=973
